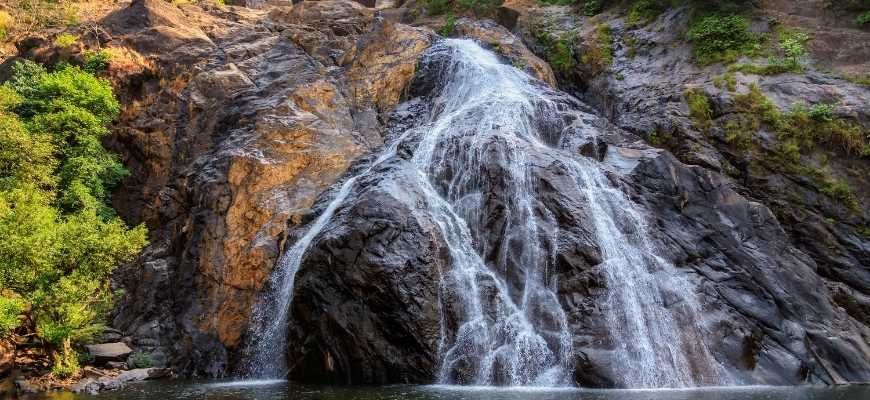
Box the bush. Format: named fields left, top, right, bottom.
left=858, top=11, right=870, bottom=26
left=584, top=0, right=605, bottom=16
left=2, top=0, right=78, bottom=35
left=580, top=23, right=614, bottom=73
left=129, top=351, right=153, bottom=368
left=83, top=50, right=111, bottom=73
left=52, top=338, right=80, bottom=378
left=684, top=87, right=712, bottom=132
left=535, top=29, right=577, bottom=74
left=0, top=10, right=13, bottom=40
left=687, top=15, right=757, bottom=64
left=54, top=33, right=77, bottom=48
left=808, top=103, right=835, bottom=122
left=0, top=296, right=24, bottom=335
left=439, top=14, right=457, bottom=37
left=627, top=0, right=670, bottom=26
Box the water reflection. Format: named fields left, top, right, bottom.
left=26, top=381, right=870, bottom=400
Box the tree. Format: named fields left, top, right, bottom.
left=0, top=60, right=146, bottom=377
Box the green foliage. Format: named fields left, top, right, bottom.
left=580, top=23, right=614, bottom=73
left=0, top=11, right=12, bottom=40
left=858, top=11, right=870, bottom=25
left=684, top=87, right=712, bottom=132
left=687, top=15, right=757, bottom=64
left=129, top=351, right=153, bottom=369
left=729, top=57, right=802, bottom=75
left=0, top=296, right=24, bottom=335
left=54, top=33, right=77, bottom=49
left=440, top=14, right=457, bottom=37
left=732, top=28, right=810, bottom=74
left=841, top=73, right=870, bottom=86
left=535, top=30, right=577, bottom=74
left=808, top=103, right=836, bottom=122
left=627, top=0, right=671, bottom=27
left=779, top=29, right=810, bottom=63
left=783, top=103, right=868, bottom=157
left=713, top=83, right=866, bottom=209
left=51, top=339, right=79, bottom=378
left=584, top=0, right=605, bottom=16
left=83, top=50, right=111, bottom=74
left=712, top=72, right=737, bottom=91
left=0, top=61, right=147, bottom=355
left=6, top=62, right=125, bottom=218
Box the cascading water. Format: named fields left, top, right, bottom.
left=240, top=38, right=725, bottom=388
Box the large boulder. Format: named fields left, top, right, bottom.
left=86, top=342, right=134, bottom=363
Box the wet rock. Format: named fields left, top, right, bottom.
left=450, top=18, right=556, bottom=86
left=75, top=368, right=171, bottom=394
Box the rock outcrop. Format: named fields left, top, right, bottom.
left=98, top=0, right=433, bottom=376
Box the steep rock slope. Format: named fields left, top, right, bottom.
left=98, top=0, right=435, bottom=375
left=278, top=35, right=870, bottom=387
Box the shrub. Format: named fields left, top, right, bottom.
left=0, top=10, right=13, bottom=40
left=627, top=0, right=671, bottom=27
left=580, top=23, right=613, bottom=73
left=684, top=87, right=712, bottom=132
left=54, top=33, right=77, bottom=48
left=710, top=82, right=866, bottom=208
left=52, top=338, right=80, bottom=378
left=807, top=103, right=835, bottom=122
left=687, top=14, right=757, bottom=64
left=584, top=0, right=604, bottom=16
left=858, top=11, right=870, bottom=26
left=729, top=57, right=802, bottom=75
left=3, top=0, right=78, bottom=34
left=129, top=351, right=153, bottom=368
left=0, top=296, right=24, bottom=335
left=83, top=50, right=111, bottom=73
left=779, top=28, right=810, bottom=65
left=440, top=14, right=457, bottom=37
left=535, top=29, right=577, bottom=74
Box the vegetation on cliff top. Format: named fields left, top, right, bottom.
left=0, top=60, right=146, bottom=377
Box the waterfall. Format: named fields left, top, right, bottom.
left=240, top=38, right=724, bottom=387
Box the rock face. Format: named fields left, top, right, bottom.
left=6, top=0, right=863, bottom=388
left=98, top=0, right=433, bottom=376
left=273, top=37, right=870, bottom=386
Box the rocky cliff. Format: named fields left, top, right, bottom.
left=5, top=0, right=867, bottom=387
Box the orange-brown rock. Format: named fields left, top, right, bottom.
left=85, top=0, right=436, bottom=375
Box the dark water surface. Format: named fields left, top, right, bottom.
left=27, top=380, right=870, bottom=400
